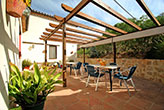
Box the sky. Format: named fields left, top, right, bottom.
left=31, top=0, right=164, bottom=31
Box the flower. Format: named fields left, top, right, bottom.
left=97, top=59, right=106, bottom=66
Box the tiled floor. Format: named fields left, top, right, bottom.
left=44, top=71, right=164, bottom=110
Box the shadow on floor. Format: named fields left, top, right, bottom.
left=44, top=70, right=164, bottom=110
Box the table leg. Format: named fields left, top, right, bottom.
left=109, top=70, right=112, bottom=91
left=70, top=64, right=72, bottom=75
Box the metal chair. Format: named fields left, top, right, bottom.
left=57, top=62, right=62, bottom=69
left=72, top=62, right=82, bottom=76
left=114, top=65, right=137, bottom=96
left=83, top=63, right=89, bottom=73
left=86, top=65, right=105, bottom=91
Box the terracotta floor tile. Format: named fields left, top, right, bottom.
left=154, top=94, right=164, bottom=106
left=65, top=101, right=89, bottom=110
left=112, top=92, right=133, bottom=101
left=44, top=99, right=64, bottom=110
left=104, top=95, right=126, bottom=109
left=89, top=95, right=103, bottom=106
left=129, top=97, right=153, bottom=110
left=103, top=103, right=118, bottom=110
left=122, top=103, right=144, bottom=110
left=150, top=104, right=164, bottom=110
left=44, top=73, right=164, bottom=110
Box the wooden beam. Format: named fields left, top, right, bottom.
left=41, top=36, right=86, bottom=44
left=43, top=32, right=90, bottom=43
left=54, top=15, right=116, bottom=37
left=136, top=0, right=161, bottom=26
left=62, top=4, right=127, bottom=34
left=83, top=48, right=85, bottom=63
left=62, top=23, right=67, bottom=87
left=92, top=0, right=142, bottom=30
left=80, top=26, right=164, bottom=47
left=49, top=23, right=105, bottom=39
left=23, top=41, right=44, bottom=45
left=46, top=28, right=98, bottom=40
left=22, top=41, right=60, bottom=46
left=40, top=37, right=85, bottom=44
left=45, top=0, right=92, bottom=40
left=45, top=40, right=47, bottom=64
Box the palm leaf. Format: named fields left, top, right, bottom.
left=33, top=63, right=41, bottom=84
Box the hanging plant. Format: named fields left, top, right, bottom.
left=6, top=0, right=32, bottom=18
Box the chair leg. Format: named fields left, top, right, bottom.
left=123, top=80, right=131, bottom=96
left=130, top=78, right=136, bottom=91
left=75, top=70, right=77, bottom=77
left=80, top=68, right=83, bottom=76
left=95, top=74, right=101, bottom=91
left=86, top=75, right=90, bottom=87
left=94, top=77, right=96, bottom=83
left=119, top=80, right=122, bottom=86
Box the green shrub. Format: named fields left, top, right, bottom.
left=22, top=59, right=32, bottom=69
left=9, top=62, right=62, bottom=108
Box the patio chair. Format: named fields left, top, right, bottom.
left=86, top=65, right=105, bottom=91
left=113, top=65, right=137, bottom=96
left=57, top=62, right=62, bottom=69
left=83, top=63, right=89, bottom=73
left=72, top=62, right=82, bottom=76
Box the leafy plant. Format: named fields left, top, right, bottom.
left=9, top=62, right=62, bottom=108
left=22, top=59, right=32, bottom=69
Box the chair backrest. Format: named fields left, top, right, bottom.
left=76, top=62, right=82, bottom=69
left=87, top=65, right=95, bottom=75
left=57, top=62, right=61, bottom=68
left=83, top=63, right=89, bottom=67
left=83, top=63, right=89, bottom=72
left=127, top=66, right=137, bottom=79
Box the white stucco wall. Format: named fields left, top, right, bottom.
left=21, top=15, right=77, bottom=63
left=0, top=0, right=21, bottom=109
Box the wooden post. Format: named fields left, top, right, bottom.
left=45, top=40, right=47, bottom=64
left=83, top=48, right=85, bottom=63
left=113, top=42, right=116, bottom=63
left=62, top=23, right=67, bottom=87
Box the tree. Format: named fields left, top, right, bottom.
left=77, top=12, right=164, bottom=59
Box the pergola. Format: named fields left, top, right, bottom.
left=40, top=0, right=164, bottom=87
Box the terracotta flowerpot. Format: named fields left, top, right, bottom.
left=24, top=66, right=30, bottom=70
left=6, top=0, right=26, bottom=18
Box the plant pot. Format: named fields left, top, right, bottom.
left=6, top=0, right=26, bottom=18
left=24, top=66, right=30, bottom=70
left=21, top=101, right=45, bottom=110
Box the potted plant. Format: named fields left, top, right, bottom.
left=22, top=59, right=32, bottom=70
left=6, top=0, right=32, bottom=18
left=9, top=62, right=62, bottom=110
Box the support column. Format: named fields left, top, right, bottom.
left=83, top=48, right=85, bottom=63
left=62, top=23, right=67, bottom=87
left=113, top=42, right=116, bottom=63
left=45, top=40, right=47, bottom=64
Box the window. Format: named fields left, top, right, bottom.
left=49, top=45, right=57, bottom=59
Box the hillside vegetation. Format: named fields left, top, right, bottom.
left=77, top=13, right=164, bottom=59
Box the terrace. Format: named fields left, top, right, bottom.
left=1, top=0, right=164, bottom=110
left=44, top=71, right=164, bottom=110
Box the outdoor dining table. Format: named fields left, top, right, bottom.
left=90, top=64, right=118, bottom=91
left=66, top=62, right=78, bottom=75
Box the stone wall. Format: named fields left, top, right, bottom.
left=77, top=58, right=164, bottom=84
